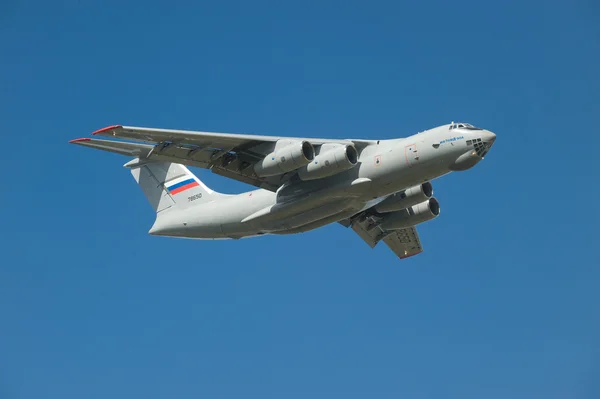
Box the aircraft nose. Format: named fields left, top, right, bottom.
left=470, top=130, right=496, bottom=158
left=482, top=130, right=496, bottom=144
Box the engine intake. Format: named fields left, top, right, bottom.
left=254, top=141, right=315, bottom=177
left=379, top=198, right=440, bottom=230
left=374, top=182, right=433, bottom=213
left=297, top=145, right=358, bottom=181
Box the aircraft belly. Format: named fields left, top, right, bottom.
left=275, top=207, right=361, bottom=234
left=262, top=199, right=361, bottom=232
left=370, top=159, right=449, bottom=198
left=150, top=207, right=226, bottom=239
left=217, top=191, right=277, bottom=236
left=241, top=178, right=371, bottom=226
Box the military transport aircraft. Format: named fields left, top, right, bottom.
left=70, top=122, right=496, bottom=259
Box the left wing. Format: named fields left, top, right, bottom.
left=341, top=213, right=424, bottom=260
left=72, top=125, right=375, bottom=191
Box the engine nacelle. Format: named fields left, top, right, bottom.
left=297, top=145, right=358, bottom=181
left=379, top=198, right=440, bottom=230
left=254, top=141, right=315, bottom=177
left=374, top=182, right=433, bottom=213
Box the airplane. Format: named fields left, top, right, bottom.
left=70, top=121, right=496, bottom=259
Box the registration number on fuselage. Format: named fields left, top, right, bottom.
left=188, top=193, right=203, bottom=202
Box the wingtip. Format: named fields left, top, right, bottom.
left=92, top=125, right=122, bottom=135
left=399, top=251, right=423, bottom=259
left=69, top=138, right=92, bottom=143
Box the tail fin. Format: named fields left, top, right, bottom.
left=125, top=159, right=219, bottom=213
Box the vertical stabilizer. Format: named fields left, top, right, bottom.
left=126, top=160, right=219, bottom=213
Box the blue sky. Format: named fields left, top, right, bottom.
left=1, top=1, right=599, bottom=398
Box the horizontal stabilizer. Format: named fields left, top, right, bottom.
left=69, top=138, right=153, bottom=157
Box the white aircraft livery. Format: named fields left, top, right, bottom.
left=71, top=122, right=496, bottom=259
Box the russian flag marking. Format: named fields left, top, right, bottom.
left=167, top=178, right=199, bottom=195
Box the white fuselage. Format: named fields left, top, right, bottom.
left=149, top=124, right=496, bottom=239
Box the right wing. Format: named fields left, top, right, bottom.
left=71, top=125, right=376, bottom=191
left=341, top=213, right=424, bottom=260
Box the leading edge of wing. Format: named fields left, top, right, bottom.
left=89, top=124, right=366, bottom=146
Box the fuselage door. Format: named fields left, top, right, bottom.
left=405, top=143, right=419, bottom=167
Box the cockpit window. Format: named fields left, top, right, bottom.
left=449, top=122, right=482, bottom=130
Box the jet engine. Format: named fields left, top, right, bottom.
left=374, top=182, right=433, bottom=213
left=254, top=141, right=315, bottom=177
left=378, top=198, right=440, bottom=231
left=297, top=144, right=358, bottom=181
